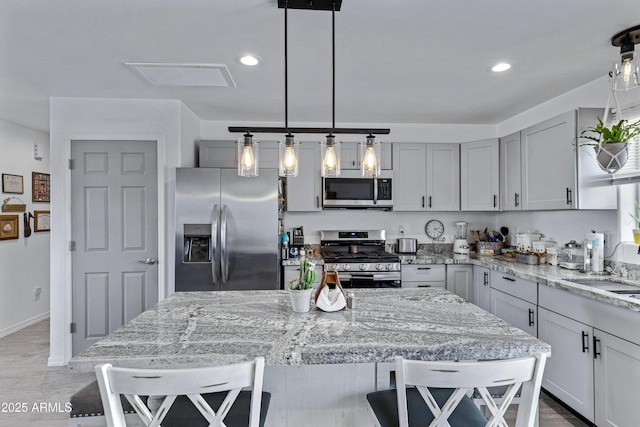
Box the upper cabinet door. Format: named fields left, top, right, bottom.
left=426, top=144, right=460, bottom=211
left=461, top=139, right=499, bottom=211
left=392, top=143, right=427, bottom=211
left=285, top=143, right=322, bottom=212
left=499, top=132, right=522, bottom=211
left=521, top=111, right=577, bottom=210
left=341, top=141, right=393, bottom=170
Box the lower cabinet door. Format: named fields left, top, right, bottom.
left=473, top=267, right=491, bottom=311
left=594, top=329, right=640, bottom=427
left=490, top=289, right=537, bottom=337
left=538, top=308, right=595, bottom=422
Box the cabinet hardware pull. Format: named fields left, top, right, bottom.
left=581, top=331, right=589, bottom=353
left=417, top=267, right=432, bottom=270
left=502, top=276, right=516, bottom=282
left=316, top=196, right=320, bottom=208
left=422, top=196, right=425, bottom=208
left=483, top=272, right=489, bottom=286
left=493, top=194, right=497, bottom=208
left=566, top=188, right=572, bottom=205
left=428, top=196, right=432, bottom=208
left=418, top=285, right=432, bottom=288
left=528, top=309, right=535, bottom=327
left=515, top=193, right=520, bottom=207
left=593, top=335, right=601, bottom=359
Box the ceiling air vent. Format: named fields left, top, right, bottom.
left=124, top=62, right=236, bottom=87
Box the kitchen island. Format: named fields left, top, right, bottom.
left=69, top=288, right=549, bottom=427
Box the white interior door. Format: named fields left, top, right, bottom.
left=71, top=140, right=158, bottom=355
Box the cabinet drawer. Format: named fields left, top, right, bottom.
left=401, top=265, right=446, bottom=282
left=402, top=281, right=445, bottom=289
left=490, top=271, right=537, bottom=304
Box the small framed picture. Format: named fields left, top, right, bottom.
left=2, top=174, right=24, bottom=194
left=34, top=210, right=50, bottom=232
left=0, top=215, right=19, bottom=240
left=32, top=172, right=50, bottom=202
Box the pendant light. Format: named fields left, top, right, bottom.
left=361, top=134, right=381, bottom=178
left=610, top=25, right=640, bottom=92
left=238, top=132, right=259, bottom=177
left=321, top=2, right=341, bottom=177
left=228, top=0, right=390, bottom=165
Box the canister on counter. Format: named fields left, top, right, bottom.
left=547, top=246, right=560, bottom=266
left=346, top=291, right=355, bottom=309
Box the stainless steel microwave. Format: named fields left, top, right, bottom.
left=323, top=170, right=393, bottom=209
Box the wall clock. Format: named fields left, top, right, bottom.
left=425, top=219, right=444, bottom=240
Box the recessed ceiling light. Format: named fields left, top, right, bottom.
left=491, top=62, right=512, bottom=72
left=239, top=55, right=262, bottom=66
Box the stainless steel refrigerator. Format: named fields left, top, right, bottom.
left=175, top=168, right=280, bottom=291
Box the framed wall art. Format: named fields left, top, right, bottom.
left=32, top=172, right=50, bottom=202
left=34, top=210, right=50, bottom=232
left=0, top=215, right=19, bottom=240
left=2, top=174, right=24, bottom=194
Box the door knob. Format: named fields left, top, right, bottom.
left=138, top=258, right=157, bottom=265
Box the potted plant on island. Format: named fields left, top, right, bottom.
left=577, top=117, right=640, bottom=174
left=629, top=200, right=640, bottom=244
left=288, top=257, right=316, bottom=313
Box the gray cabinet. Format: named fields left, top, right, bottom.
left=473, top=267, right=491, bottom=312
left=401, top=264, right=446, bottom=289
left=199, top=140, right=279, bottom=169
left=285, top=143, right=322, bottom=211
left=499, top=131, right=522, bottom=211
left=489, top=272, right=537, bottom=337
left=393, top=143, right=459, bottom=211
left=446, top=265, right=473, bottom=302
left=538, top=307, right=595, bottom=422
left=539, top=284, right=640, bottom=424
left=520, top=108, right=617, bottom=210
left=460, top=139, right=499, bottom=211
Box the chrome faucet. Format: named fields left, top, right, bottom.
left=583, top=239, right=593, bottom=273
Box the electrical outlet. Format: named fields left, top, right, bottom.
left=34, top=287, right=42, bottom=301
left=399, top=225, right=406, bottom=236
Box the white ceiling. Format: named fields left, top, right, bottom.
left=1, top=0, right=639, bottom=133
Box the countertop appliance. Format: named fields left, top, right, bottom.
left=584, top=231, right=605, bottom=273
left=453, top=221, right=470, bottom=256
left=175, top=168, right=280, bottom=291
left=322, top=170, right=393, bottom=209
left=397, top=237, right=417, bottom=254
left=320, top=229, right=400, bottom=288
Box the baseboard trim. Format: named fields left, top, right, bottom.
left=0, top=312, right=50, bottom=339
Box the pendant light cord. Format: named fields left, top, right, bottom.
left=285, top=0, right=289, bottom=134
left=332, top=1, right=335, bottom=134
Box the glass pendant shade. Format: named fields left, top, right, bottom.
left=611, top=50, right=640, bottom=91
left=361, top=135, right=381, bottom=177
left=279, top=134, right=299, bottom=177
left=238, top=134, right=259, bottom=177
left=321, top=135, right=341, bottom=177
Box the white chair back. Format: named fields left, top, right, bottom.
left=95, top=357, right=266, bottom=427
left=395, top=353, right=548, bottom=427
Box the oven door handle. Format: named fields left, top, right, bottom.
left=341, top=272, right=401, bottom=281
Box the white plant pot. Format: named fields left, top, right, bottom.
left=594, top=143, right=628, bottom=174
left=289, top=288, right=313, bottom=313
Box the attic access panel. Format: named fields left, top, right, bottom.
left=278, top=0, right=342, bottom=11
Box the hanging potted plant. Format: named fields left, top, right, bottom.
left=577, top=117, right=640, bottom=174
left=288, top=258, right=316, bottom=313
left=629, top=201, right=640, bottom=244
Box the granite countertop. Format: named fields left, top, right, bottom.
left=68, top=288, right=549, bottom=373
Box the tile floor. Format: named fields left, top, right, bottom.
left=0, top=319, right=589, bottom=426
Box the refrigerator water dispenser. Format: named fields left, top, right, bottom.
left=183, top=224, right=212, bottom=263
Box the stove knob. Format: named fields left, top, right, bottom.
left=376, top=264, right=383, bottom=270
left=359, top=264, right=367, bottom=271
left=342, top=264, right=351, bottom=271
left=385, top=264, right=392, bottom=270
left=333, top=264, right=340, bottom=271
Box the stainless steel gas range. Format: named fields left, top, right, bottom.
left=320, top=229, right=401, bottom=288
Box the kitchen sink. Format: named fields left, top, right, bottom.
left=568, top=279, right=640, bottom=293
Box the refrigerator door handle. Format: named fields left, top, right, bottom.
left=221, top=204, right=229, bottom=283
left=212, top=204, right=220, bottom=284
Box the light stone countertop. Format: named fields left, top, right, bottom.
left=68, top=288, right=550, bottom=373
